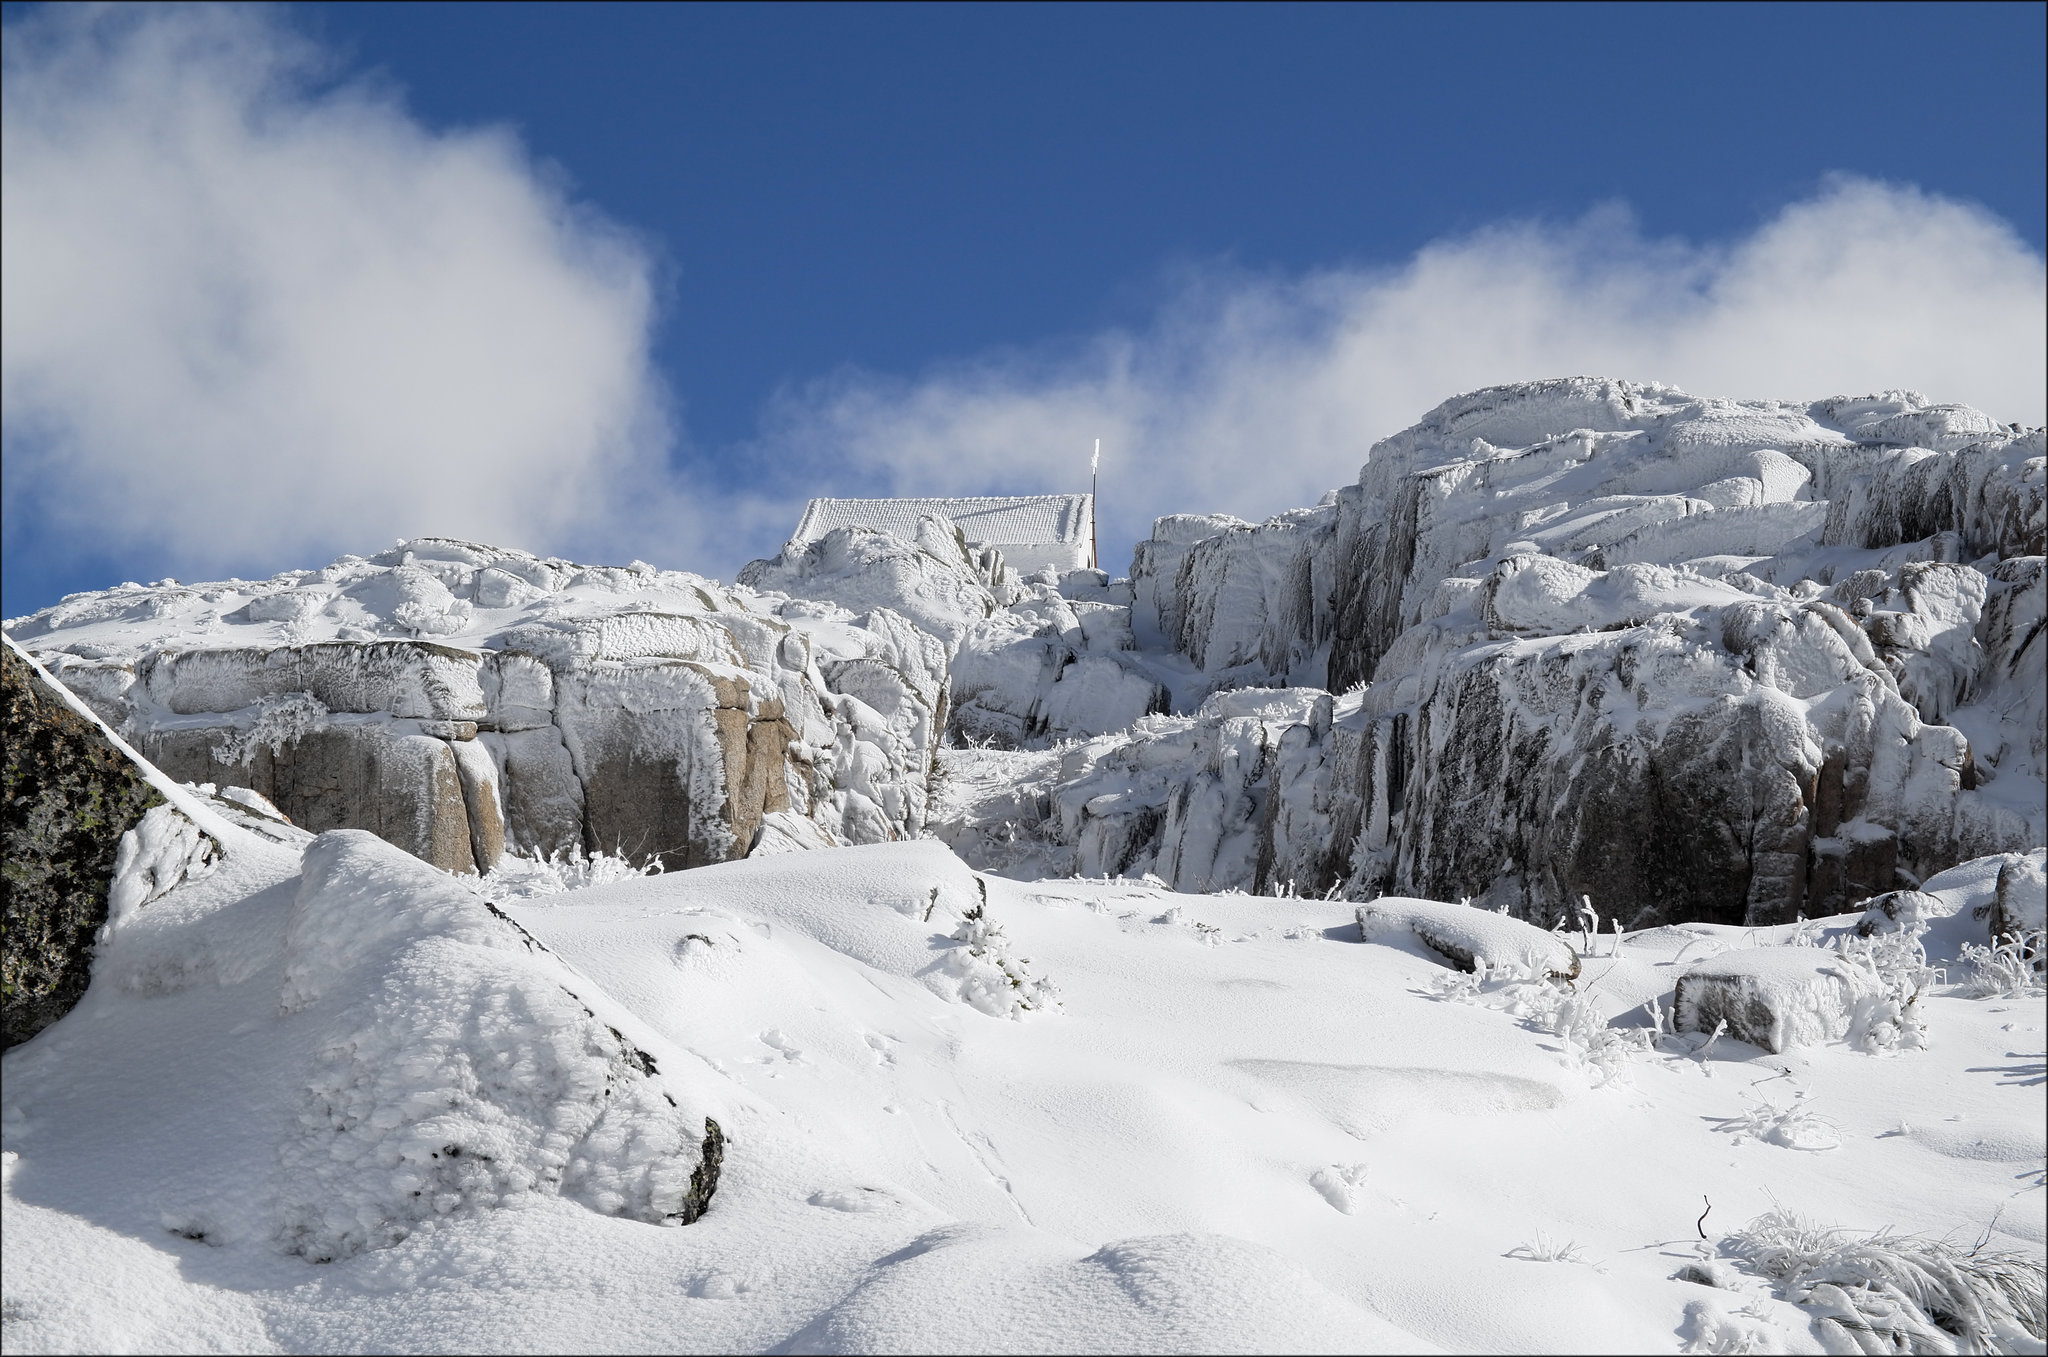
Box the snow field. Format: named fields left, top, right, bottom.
left=8, top=835, right=2041, bottom=1353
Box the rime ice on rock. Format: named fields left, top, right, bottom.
left=1673, top=948, right=1885, bottom=1054
left=9, top=379, right=2042, bottom=933
left=941, top=379, right=2044, bottom=929
left=11, top=539, right=950, bottom=874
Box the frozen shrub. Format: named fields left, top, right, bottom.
left=1724, top=1207, right=2047, bottom=1353
left=208, top=691, right=327, bottom=765
left=943, top=895, right=1059, bottom=1019
left=1832, top=918, right=1936, bottom=1055
left=1426, top=963, right=1650, bottom=1084
left=1507, top=1230, right=1603, bottom=1270
left=1955, top=933, right=2046, bottom=1000
left=473, top=844, right=663, bottom=900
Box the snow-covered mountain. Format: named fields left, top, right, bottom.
left=14, top=379, right=2040, bottom=933
left=3, top=378, right=2043, bottom=1354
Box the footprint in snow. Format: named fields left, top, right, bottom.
left=760, top=1029, right=805, bottom=1061
left=689, top=1272, right=752, bottom=1300
left=809, top=1187, right=898, bottom=1213
left=1310, top=1164, right=1369, bottom=1215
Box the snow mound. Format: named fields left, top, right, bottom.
left=1357, top=897, right=1582, bottom=980
left=274, top=830, right=720, bottom=1260
left=782, top=1224, right=1422, bottom=1354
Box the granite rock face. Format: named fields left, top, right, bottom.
left=10, top=540, right=945, bottom=876
left=2, top=644, right=162, bottom=1048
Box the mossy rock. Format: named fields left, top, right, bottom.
left=3, top=646, right=162, bottom=1049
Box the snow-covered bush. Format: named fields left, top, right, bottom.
left=942, top=897, right=1059, bottom=1019
left=208, top=691, right=327, bottom=765
left=1955, top=933, right=2046, bottom=999
left=1831, top=919, right=1936, bottom=1054
left=1550, top=993, right=1655, bottom=1086
left=473, top=844, right=664, bottom=900
left=1722, top=1207, right=2047, bottom=1353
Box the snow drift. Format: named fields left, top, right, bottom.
left=275, top=831, right=722, bottom=1260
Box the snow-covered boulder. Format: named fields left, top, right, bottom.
left=276, top=830, right=722, bottom=1260
left=1853, top=889, right=1944, bottom=938
left=738, top=518, right=1004, bottom=648
left=746, top=808, right=846, bottom=856
left=1356, top=896, right=1581, bottom=980
left=2, top=642, right=167, bottom=1047
left=1987, top=849, right=2046, bottom=943
left=1673, top=948, right=1883, bottom=1053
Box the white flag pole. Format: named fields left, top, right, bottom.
left=1090, top=438, right=1101, bottom=570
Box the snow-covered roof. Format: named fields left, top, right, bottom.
left=792, top=495, right=1091, bottom=551
left=791, top=495, right=1094, bottom=574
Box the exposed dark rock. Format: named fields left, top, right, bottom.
left=2, top=645, right=161, bottom=1048
left=676, top=1117, right=724, bottom=1225
left=142, top=724, right=478, bottom=875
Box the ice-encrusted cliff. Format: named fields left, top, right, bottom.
left=936, top=380, right=2045, bottom=928
left=743, top=519, right=1168, bottom=748
left=6, top=540, right=950, bottom=872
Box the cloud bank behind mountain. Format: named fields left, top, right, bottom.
left=4, top=5, right=2042, bottom=601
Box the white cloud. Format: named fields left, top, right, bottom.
left=2, top=3, right=681, bottom=577
left=763, top=180, right=2046, bottom=565
left=6, top=6, right=2041, bottom=590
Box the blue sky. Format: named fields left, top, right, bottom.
left=4, top=1, right=2045, bottom=617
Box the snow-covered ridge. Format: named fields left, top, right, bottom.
left=7, top=378, right=2042, bottom=933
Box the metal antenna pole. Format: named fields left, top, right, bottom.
left=1090, top=438, right=1100, bottom=571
